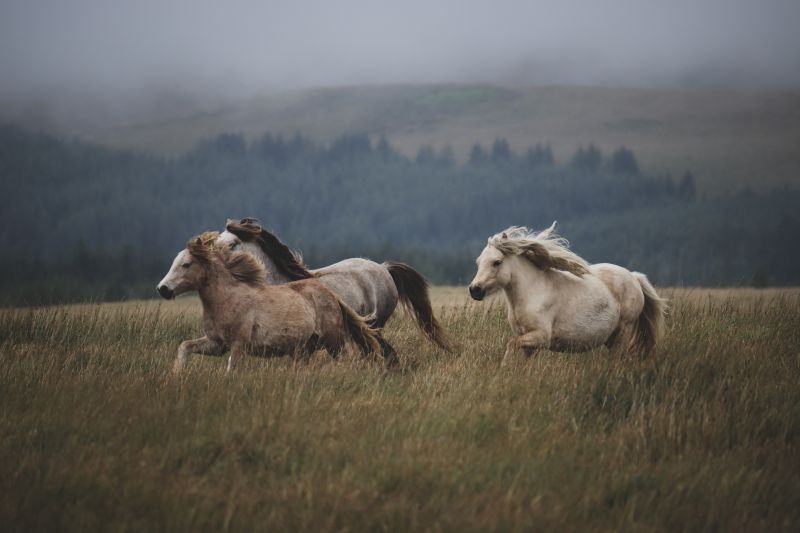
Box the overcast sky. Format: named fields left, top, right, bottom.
left=1, top=0, right=799, bottom=96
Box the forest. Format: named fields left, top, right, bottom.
left=1, top=123, right=798, bottom=305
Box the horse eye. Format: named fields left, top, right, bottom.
left=493, top=260, right=503, bottom=267
left=181, top=262, right=192, bottom=268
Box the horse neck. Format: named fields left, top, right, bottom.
left=502, top=257, right=552, bottom=309
left=197, top=263, right=237, bottom=317
left=244, top=243, right=293, bottom=285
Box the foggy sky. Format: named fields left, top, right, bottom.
left=2, top=0, right=800, bottom=97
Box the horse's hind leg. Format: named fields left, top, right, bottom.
left=376, top=333, right=399, bottom=368
left=293, top=335, right=320, bottom=364
left=605, top=322, right=635, bottom=356
left=321, top=332, right=346, bottom=360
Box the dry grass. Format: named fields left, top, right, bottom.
left=1, top=288, right=799, bottom=531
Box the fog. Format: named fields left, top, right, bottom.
left=1, top=0, right=799, bottom=122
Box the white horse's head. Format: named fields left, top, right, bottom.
left=469, top=240, right=513, bottom=301
left=156, top=232, right=218, bottom=299
left=217, top=229, right=271, bottom=267
left=469, top=223, right=589, bottom=301
left=218, top=219, right=270, bottom=267
left=221, top=218, right=314, bottom=284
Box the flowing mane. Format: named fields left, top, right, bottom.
left=224, top=218, right=315, bottom=281
left=489, top=223, right=589, bottom=277
left=186, top=231, right=221, bottom=262
left=187, top=231, right=267, bottom=285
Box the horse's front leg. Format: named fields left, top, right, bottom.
left=174, top=336, right=225, bottom=373
left=501, top=330, right=549, bottom=367
left=226, top=341, right=247, bottom=373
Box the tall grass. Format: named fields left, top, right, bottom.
left=1, top=289, right=799, bottom=531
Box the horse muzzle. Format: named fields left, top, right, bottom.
left=469, top=285, right=485, bottom=301
left=157, top=285, right=174, bottom=300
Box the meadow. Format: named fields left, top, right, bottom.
left=1, top=287, right=799, bottom=531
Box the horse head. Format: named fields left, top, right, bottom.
left=156, top=232, right=219, bottom=299
left=469, top=223, right=589, bottom=301
left=469, top=239, right=512, bottom=301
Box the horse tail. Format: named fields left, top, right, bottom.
left=384, top=261, right=452, bottom=352
left=630, top=272, right=667, bottom=355
left=338, top=299, right=382, bottom=358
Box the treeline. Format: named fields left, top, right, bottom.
left=0, top=124, right=797, bottom=305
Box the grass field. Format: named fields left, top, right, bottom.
left=2, top=287, right=799, bottom=531
left=81, top=84, right=800, bottom=191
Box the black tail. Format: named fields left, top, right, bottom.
left=338, top=300, right=382, bottom=357
left=384, top=261, right=451, bottom=352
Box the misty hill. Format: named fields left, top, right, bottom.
left=1, top=124, right=798, bottom=305
left=69, top=84, right=800, bottom=191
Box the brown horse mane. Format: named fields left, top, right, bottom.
left=187, top=230, right=267, bottom=285
left=187, top=231, right=220, bottom=262
left=224, top=218, right=315, bottom=281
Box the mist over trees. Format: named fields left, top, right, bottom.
left=1, top=124, right=798, bottom=305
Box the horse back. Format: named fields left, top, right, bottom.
left=286, top=279, right=346, bottom=333
left=313, top=258, right=398, bottom=323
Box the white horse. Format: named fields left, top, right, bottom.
left=469, top=223, right=665, bottom=365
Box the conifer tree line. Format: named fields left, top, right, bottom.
left=1, top=124, right=797, bottom=304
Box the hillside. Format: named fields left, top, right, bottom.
left=75, top=84, right=800, bottom=191
left=2, top=124, right=799, bottom=305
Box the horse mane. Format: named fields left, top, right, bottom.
left=221, top=249, right=268, bottom=285
left=489, top=223, right=590, bottom=277
left=224, top=218, right=315, bottom=281
left=187, top=231, right=221, bottom=262
left=187, top=230, right=267, bottom=285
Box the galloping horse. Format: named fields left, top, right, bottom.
left=469, top=224, right=665, bottom=365
left=157, top=232, right=381, bottom=372
left=217, top=218, right=451, bottom=358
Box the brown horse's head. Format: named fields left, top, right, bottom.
left=156, top=232, right=219, bottom=299
left=157, top=231, right=268, bottom=299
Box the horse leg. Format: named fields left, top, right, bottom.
left=174, top=336, right=225, bottom=373
left=226, top=341, right=247, bottom=373
left=293, top=334, right=320, bottom=365
left=376, top=333, right=400, bottom=368
left=606, top=322, right=635, bottom=356
left=502, top=330, right=549, bottom=367
left=321, top=332, right=345, bottom=360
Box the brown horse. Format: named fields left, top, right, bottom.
left=218, top=218, right=451, bottom=361
left=157, top=232, right=381, bottom=372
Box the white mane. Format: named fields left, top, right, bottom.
left=488, top=222, right=590, bottom=277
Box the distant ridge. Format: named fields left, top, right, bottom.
left=11, top=84, right=800, bottom=190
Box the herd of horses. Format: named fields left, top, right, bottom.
left=157, top=218, right=666, bottom=372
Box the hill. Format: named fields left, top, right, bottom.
left=1, top=124, right=799, bottom=305
left=74, top=84, right=800, bottom=191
